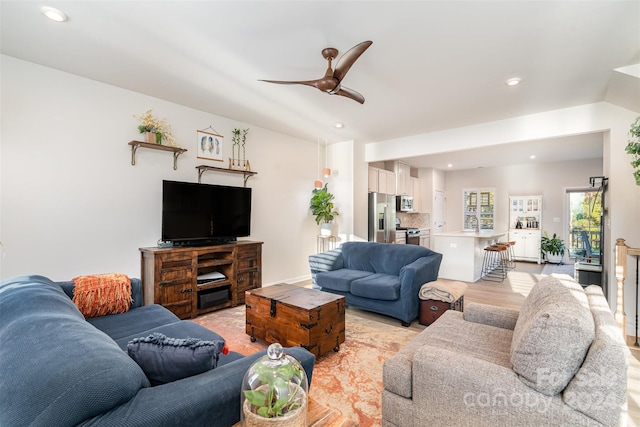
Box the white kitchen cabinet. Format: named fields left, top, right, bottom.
left=411, top=177, right=421, bottom=213
left=368, top=167, right=396, bottom=195
left=509, top=195, right=542, bottom=229
left=395, top=230, right=406, bottom=244
left=509, top=229, right=541, bottom=263
left=368, top=167, right=379, bottom=193
left=508, top=195, right=542, bottom=263
left=419, top=228, right=430, bottom=248
left=380, top=170, right=395, bottom=195
left=395, top=162, right=411, bottom=195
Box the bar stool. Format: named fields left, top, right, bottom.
left=481, top=244, right=508, bottom=282
left=497, top=241, right=516, bottom=270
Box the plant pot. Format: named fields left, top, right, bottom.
left=242, top=384, right=307, bottom=427
left=546, top=253, right=563, bottom=264
left=145, top=132, right=162, bottom=145
left=320, top=223, right=332, bottom=237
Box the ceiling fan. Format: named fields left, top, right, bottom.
left=259, top=40, right=372, bottom=104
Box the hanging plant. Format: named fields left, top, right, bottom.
left=626, top=115, right=640, bottom=186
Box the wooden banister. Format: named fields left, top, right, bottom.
left=615, top=238, right=640, bottom=338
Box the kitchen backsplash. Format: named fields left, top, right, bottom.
left=397, top=212, right=430, bottom=229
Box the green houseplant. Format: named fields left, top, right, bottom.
left=310, top=183, right=339, bottom=236
left=241, top=344, right=308, bottom=426
left=541, top=232, right=566, bottom=264
left=134, top=109, right=176, bottom=147
left=626, top=115, right=640, bottom=186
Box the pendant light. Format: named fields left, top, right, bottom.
left=314, top=138, right=323, bottom=189
left=322, top=138, right=331, bottom=178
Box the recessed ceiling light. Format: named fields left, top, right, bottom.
left=41, top=7, right=68, bottom=22
left=447, top=164, right=453, bottom=168
left=334, top=122, right=344, bottom=129
left=506, top=77, right=521, bottom=86
left=530, top=155, right=536, bottom=159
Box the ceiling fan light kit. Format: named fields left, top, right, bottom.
left=260, top=41, right=372, bottom=104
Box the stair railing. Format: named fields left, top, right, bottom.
left=615, top=238, right=640, bottom=344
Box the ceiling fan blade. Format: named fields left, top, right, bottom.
left=333, top=86, right=365, bottom=104
left=259, top=79, right=320, bottom=89
left=333, top=41, right=372, bottom=83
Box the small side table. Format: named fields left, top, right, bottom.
left=419, top=296, right=464, bottom=326
left=317, top=235, right=338, bottom=253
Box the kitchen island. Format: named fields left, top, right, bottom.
left=433, top=230, right=508, bottom=282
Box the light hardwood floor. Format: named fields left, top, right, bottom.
left=298, top=261, right=640, bottom=425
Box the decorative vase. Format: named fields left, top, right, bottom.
left=144, top=132, right=162, bottom=145
left=320, top=223, right=332, bottom=236
left=241, top=343, right=308, bottom=427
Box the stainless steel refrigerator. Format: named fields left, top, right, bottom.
left=368, top=192, right=397, bottom=243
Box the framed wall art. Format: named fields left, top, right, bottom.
left=197, top=128, right=224, bottom=162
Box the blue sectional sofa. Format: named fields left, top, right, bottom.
left=309, top=242, right=442, bottom=326
left=0, top=275, right=315, bottom=427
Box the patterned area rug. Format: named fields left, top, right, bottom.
left=540, top=262, right=575, bottom=277
left=193, top=306, right=419, bottom=426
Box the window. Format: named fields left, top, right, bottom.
left=567, top=188, right=603, bottom=263
left=463, top=188, right=495, bottom=230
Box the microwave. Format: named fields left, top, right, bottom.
left=397, top=195, right=414, bottom=212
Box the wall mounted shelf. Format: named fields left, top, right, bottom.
left=196, top=165, right=257, bottom=186
left=128, top=141, right=187, bottom=170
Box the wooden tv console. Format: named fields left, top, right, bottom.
left=139, top=241, right=262, bottom=319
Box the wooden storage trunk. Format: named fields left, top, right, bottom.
left=419, top=296, right=464, bottom=326
left=245, top=284, right=345, bottom=358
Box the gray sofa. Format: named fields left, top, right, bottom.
left=382, top=275, right=629, bottom=426
left=309, top=242, right=442, bottom=325
left=0, top=275, right=315, bottom=427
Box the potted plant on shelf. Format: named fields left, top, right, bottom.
left=626, top=115, right=640, bottom=186
left=310, top=183, right=339, bottom=236
left=541, top=232, right=566, bottom=264
left=241, top=344, right=308, bottom=427
left=134, top=109, right=177, bottom=147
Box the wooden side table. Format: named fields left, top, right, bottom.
left=306, top=397, right=357, bottom=426
left=419, top=295, right=464, bottom=326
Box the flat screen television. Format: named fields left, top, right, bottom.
left=162, top=180, right=252, bottom=246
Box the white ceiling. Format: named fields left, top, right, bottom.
left=2, top=1, right=639, bottom=170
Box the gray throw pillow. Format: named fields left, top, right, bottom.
left=127, top=332, right=227, bottom=385
left=510, top=276, right=594, bottom=396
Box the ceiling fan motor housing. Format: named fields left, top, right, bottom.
left=260, top=41, right=372, bottom=104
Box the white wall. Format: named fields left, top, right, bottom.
left=443, top=158, right=603, bottom=237
left=0, top=56, right=320, bottom=284
left=353, top=140, right=369, bottom=240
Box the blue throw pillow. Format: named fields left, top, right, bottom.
left=127, top=332, right=228, bottom=385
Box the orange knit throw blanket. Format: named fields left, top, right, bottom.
left=72, top=273, right=133, bottom=318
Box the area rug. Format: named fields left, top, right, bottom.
left=192, top=306, right=420, bottom=426
left=540, top=262, right=575, bottom=277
